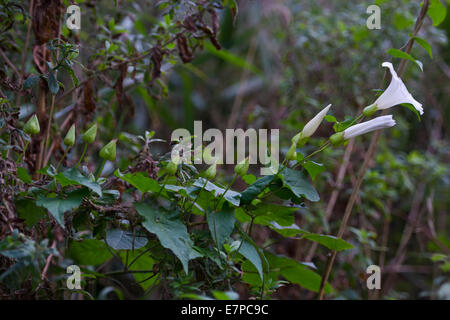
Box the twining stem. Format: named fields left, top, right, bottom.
left=16, top=141, right=29, bottom=164
left=56, top=147, right=70, bottom=171
left=76, top=143, right=88, bottom=168
left=186, top=178, right=208, bottom=215
left=155, top=175, right=169, bottom=198
left=214, top=173, right=237, bottom=210
left=96, top=159, right=107, bottom=179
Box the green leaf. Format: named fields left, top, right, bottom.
left=47, top=71, right=59, bottom=95
left=63, top=65, right=79, bottom=87
left=303, top=161, right=325, bottom=181
left=67, top=239, right=113, bottom=265
left=204, top=42, right=260, bottom=74
left=279, top=257, right=332, bottom=293
left=36, top=189, right=87, bottom=228
left=114, top=169, right=160, bottom=193
left=135, top=203, right=199, bottom=274
left=56, top=168, right=102, bottom=196
left=15, top=199, right=47, bottom=226
left=302, top=234, right=354, bottom=251
left=23, top=75, right=40, bottom=89
left=401, top=103, right=421, bottom=121
left=268, top=222, right=353, bottom=251
left=17, top=167, right=32, bottom=183
left=279, top=168, right=320, bottom=202
left=212, top=290, right=239, bottom=300
left=413, top=36, right=433, bottom=59
left=240, top=175, right=275, bottom=205
left=206, top=203, right=235, bottom=249
left=194, top=178, right=241, bottom=206
left=252, top=204, right=298, bottom=227
left=387, top=48, right=423, bottom=71
left=239, top=240, right=263, bottom=281
left=105, top=229, right=148, bottom=250
left=119, top=249, right=155, bottom=289
left=426, top=0, right=447, bottom=26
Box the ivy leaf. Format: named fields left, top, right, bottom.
left=240, top=175, right=275, bottom=205
left=105, top=229, right=148, bottom=250
left=36, top=189, right=87, bottom=228
left=303, top=161, right=325, bottom=181
left=279, top=168, right=320, bottom=202
left=387, top=48, right=423, bottom=72
left=135, top=203, right=200, bottom=274
left=114, top=169, right=160, bottom=193
left=206, top=203, right=235, bottom=249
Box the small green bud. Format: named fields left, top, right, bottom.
left=99, top=139, right=117, bottom=161
left=286, top=143, right=297, bottom=161
left=64, top=124, right=76, bottom=147
left=330, top=131, right=345, bottom=146
left=363, top=103, right=378, bottom=117
left=24, top=114, right=40, bottom=135
left=166, top=160, right=178, bottom=175
left=204, top=163, right=217, bottom=180
left=234, top=157, right=250, bottom=176
left=83, top=123, right=98, bottom=144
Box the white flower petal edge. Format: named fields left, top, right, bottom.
left=343, top=115, right=396, bottom=139
left=374, top=62, right=423, bottom=115
left=301, top=104, right=332, bottom=137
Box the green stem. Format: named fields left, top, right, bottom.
left=76, top=143, right=88, bottom=168
left=186, top=178, right=207, bottom=215
left=155, top=175, right=168, bottom=198
left=16, top=141, right=29, bottom=164
left=214, top=174, right=237, bottom=210
left=96, top=158, right=107, bottom=179
left=56, top=147, right=70, bottom=171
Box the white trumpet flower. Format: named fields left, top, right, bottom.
left=330, top=115, right=396, bottom=145
left=292, top=104, right=331, bottom=145
left=363, top=62, right=423, bottom=116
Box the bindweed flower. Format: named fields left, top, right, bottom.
left=363, top=62, right=423, bottom=117
left=286, top=143, right=297, bottom=161
left=234, top=156, right=250, bottom=176
left=99, top=139, right=117, bottom=161
left=24, top=114, right=40, bottom=135
left=292, top=104, right=331, bottom=146
left=330, top=115, right=396, bottom=145
left=64, top=124, right=76, bottom=147
left=83, top=123, right=98, bottom=144
left=204, top=162, right=217, bottom=180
